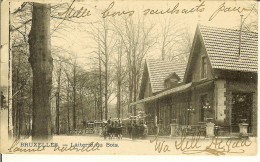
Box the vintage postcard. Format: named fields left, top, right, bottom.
left=0, top=0, right=258, bottom=156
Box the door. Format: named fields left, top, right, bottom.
left=231, top=93, right=252, bottom=133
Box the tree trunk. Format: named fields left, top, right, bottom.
left=116, top=78, right=120, bottom=119
left=98, top=43, right=103, bottom=121
left=104, top=28, right=108, bottom=120
left=133, top=50, right=137, bottom=117
left=80, top=91, right=84, bottom=123
left=56, top=66, right=61, bottom=135
left=94, top=90, right=97, bottom=120
left=117, top=43, right=122, bottom=119
left=72, top=65, right=76, bottom=130
left=117, top=83, right=121, bottom=118
left=105, top=59, right=108, bottom=120
left=127, top=50, right=133, bottom=115
left=28, top=3, right=52, bottom=141
left=55, top=92, right=60, bottom=135
left=67, top=80, right=70, bottom=133
left=15, top=54, right=20, bottom=138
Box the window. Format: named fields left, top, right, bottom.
left=201, top=56, right=207, bottom=79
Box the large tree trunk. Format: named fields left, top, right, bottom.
left=28, top=3, right=53, bottom=141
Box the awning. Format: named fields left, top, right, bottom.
left=130, top=82, right=192, bottom=106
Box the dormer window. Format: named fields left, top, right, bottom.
left=201, top=56, right=207, bottom=79
left=164, top=73, right=180, bottom=89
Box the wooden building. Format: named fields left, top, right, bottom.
left=131, top=25, right=258, bottom=136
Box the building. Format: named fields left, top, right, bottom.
left=131, top=25, right=258, bottom=137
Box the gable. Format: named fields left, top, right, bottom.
left=199, top=25, right=257, bottom=73
left=146, top=59, right=186, bottom=93
left=184, top=25, right=258, bottom=83
left=164, top=72, right=181, bottom=88
left=139, top=61, right=150, bottom=99
left=139, top=59, right=186, bottom=99
left=165, top=72, right=181, bottom=82
left=184, top=26, right=214, bottom=83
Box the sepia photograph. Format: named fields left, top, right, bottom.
left=0, top=0, right=258, bottom=156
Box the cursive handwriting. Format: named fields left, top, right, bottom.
left=53, top=142, right=101, bottom=152
left=7, top=138, right=101, bottom=153
left=57, top=1, right=252, bottom=22
left=143, top=1, right=205, bottom=15
left=150, top=129, right=253, bottom=155
left=175, top=130, right=202, bottom=152
left=150, top=134, right=171, bottom=153
left=182, top=136, right=252, bottom=155
left=209, top=2, right=250, bottom=21
left=58, top=0, right=91, bottom=19
left=8, top=139, right=46, bottom=153
left=208, top=136, right=252, bottom=153
left=101, top=2, right=135, bottom=18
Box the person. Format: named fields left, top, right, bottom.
left=103, top=123, right=108, bottom=139
left=111, top=121, right=114, bottom=127
left=143, top=122, right=148, bottom=137
left=128, top=123, right=132, bottom=139
left=131, top=123, right=135, bottom=140
left=1, top=91, right=6, bottom=108
left=107, top=117, right=112, bottom=125
left=117, top=119, right=122, bottom=139
left=154, top=115, right=158, bottom=135
left=118, top=118, right=121, bottom=126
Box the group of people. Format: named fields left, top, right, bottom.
left=127, top=122, right=148, bottom=140
left=102, top=117, right=148, bottom=140
left=103, top=117, right=123, bottom=139
left=107, top=117, right=122, bottom=127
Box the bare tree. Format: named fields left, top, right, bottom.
left=242, top=2, right=257, bottom=32
left=113, top=17, right=155, bottom=116
left=87, top=18, right=117, bottom=120
left=157, top=16, right=193, bottom=62
left=112, top=38, right=128, bottom=118
left=159, top=17, right=183, bottom=61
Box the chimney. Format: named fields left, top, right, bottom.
left=238, top=15, right=243, bottom=59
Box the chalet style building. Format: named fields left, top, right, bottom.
left=131, top=25, right=258, bottom=137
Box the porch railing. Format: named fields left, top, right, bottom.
left=147, top=122, right=250, bottom=137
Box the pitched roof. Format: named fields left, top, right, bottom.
left=131, top=82, right=192, bottom=106
left=199, top=25, right=258, bottom=73
left=146, top=59, right=186, bottom=93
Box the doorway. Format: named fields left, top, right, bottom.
left=231, top=93, right=252, bottom=133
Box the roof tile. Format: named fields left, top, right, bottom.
left=146, top=59, right=186, bottom=93
left=199, top=25, right=258, bottom=73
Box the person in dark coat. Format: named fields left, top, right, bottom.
left=132, top=123, right=137, bottom=140
left=128, top=123, right=132, bottom=139
left=107, top=117, right=112, bottom=125
left=1, top=91, right=6, bottom=108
